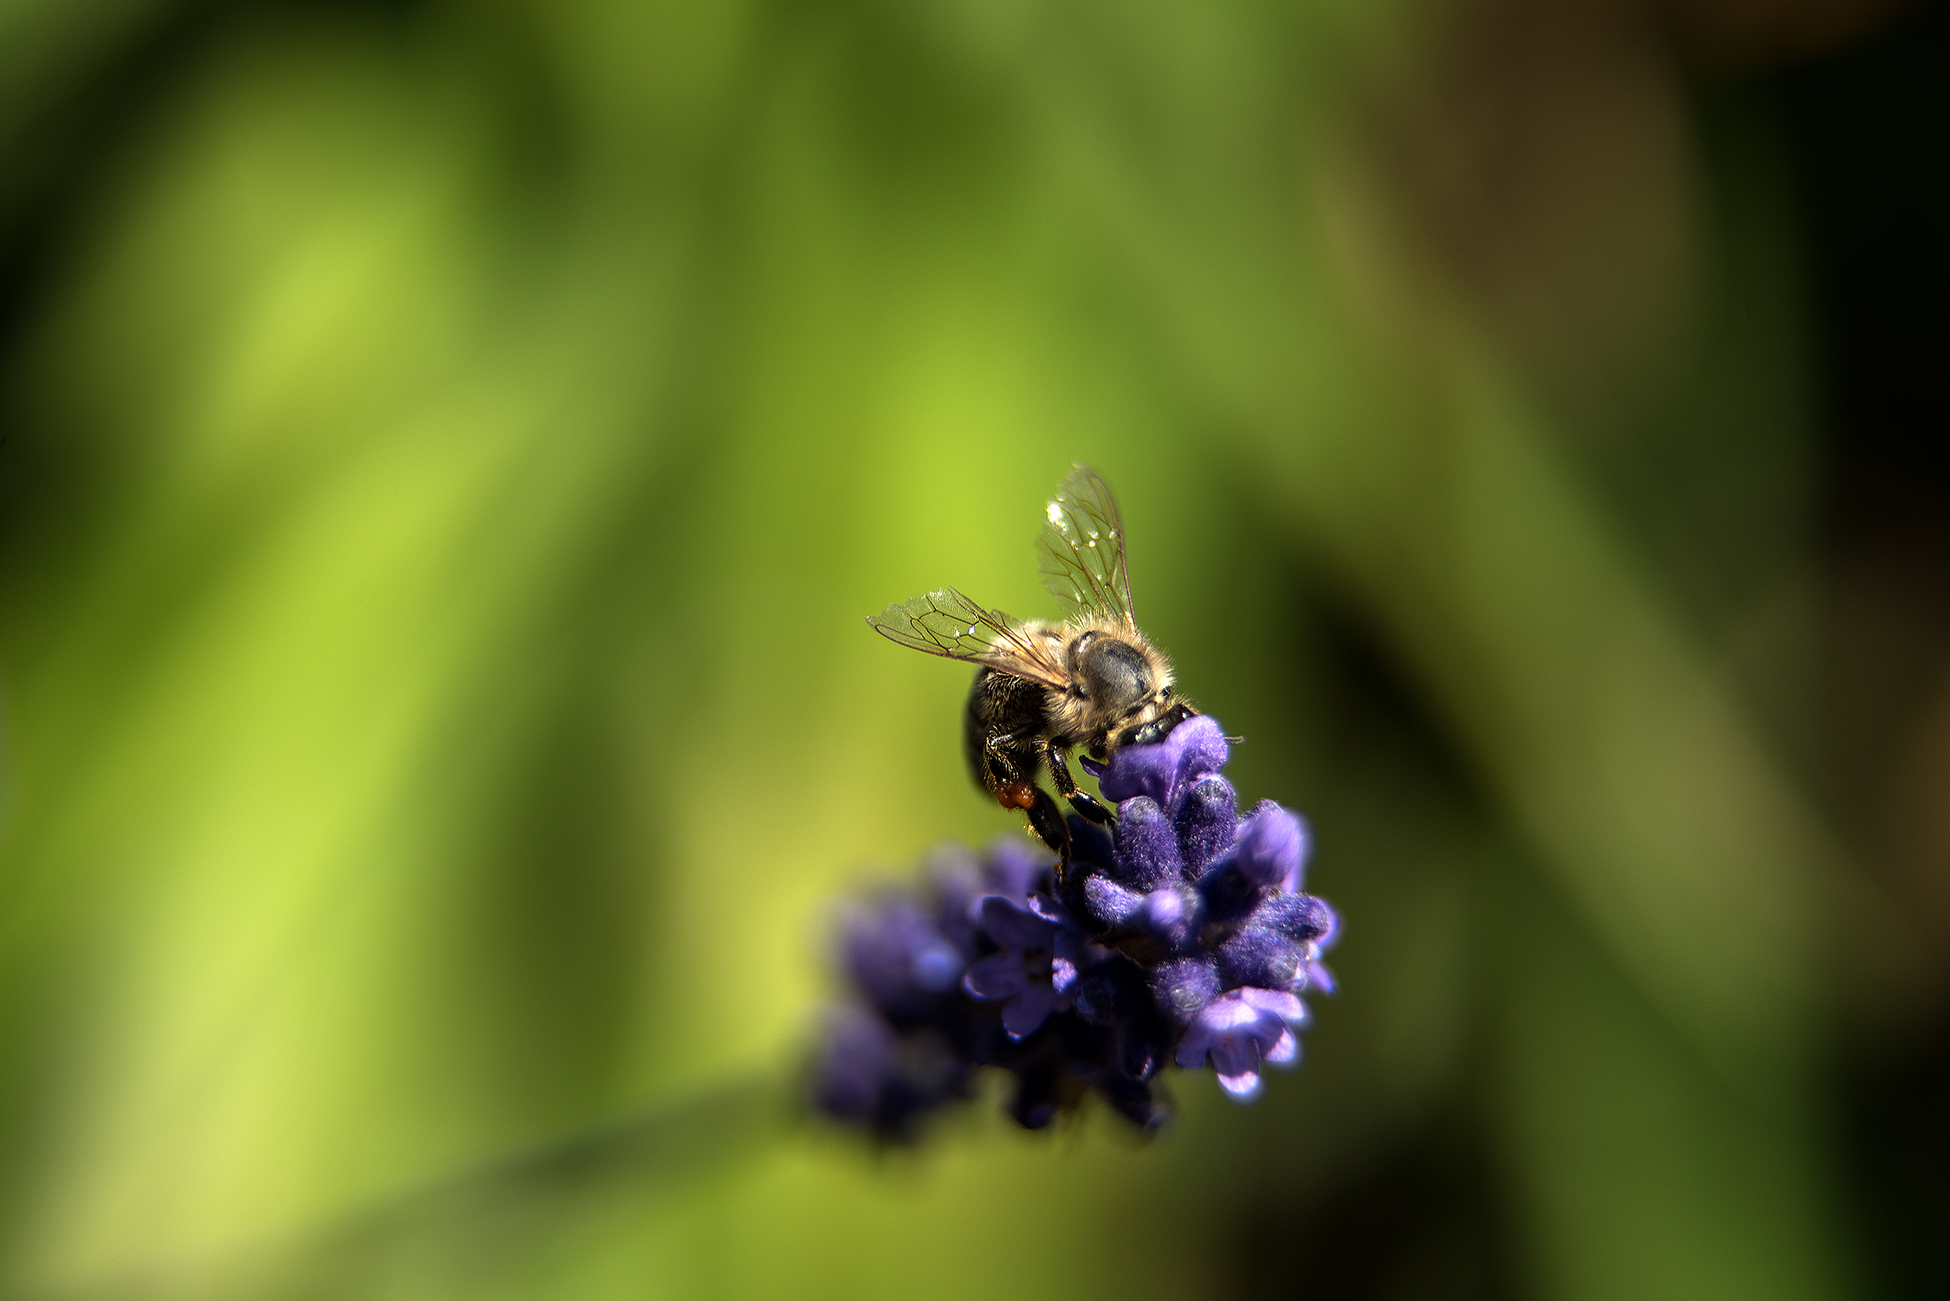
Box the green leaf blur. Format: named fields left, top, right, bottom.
left=0, top=1, right=1939, bottom=1298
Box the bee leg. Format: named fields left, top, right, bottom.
left=981, top=730, right=1043, bottom=810
left=1044, top=739, right=1114, bottom=826
left=978, top=731, right=1073, bottom=864
left=1024, top=788, right=1073, bottom=864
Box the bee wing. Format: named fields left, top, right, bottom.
left=1036, top=464, right=1136, bottom=628
left=866, top=586, right=1071, bottom=690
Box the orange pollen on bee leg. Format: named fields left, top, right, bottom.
left=997, top=783, right=1037, bottom=810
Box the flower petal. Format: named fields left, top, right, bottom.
left=1050, top=956, right=1078, bottom=996
left=1111, top=798, right=1181, bottom=889
left=1217, top=927, right=1303, bottom=992
left=978, top=895, right=1052, bottom=949
left=1138, top=884, right=1203, bottom=950
left=1168, top=717, right=1232, bottom=799
left=1217, top=1069, right=1263, bottom=1100
left=812, top=1008, right=896, bottom=1120
left=1209, top=1032, right=1263, bottom=1080
left=1084, top=876, right=1143, bottom=928
left=963, top=953, right=1028, bottom=1000
left=1003, top=985, right=1058, bottom=1038
left=1143, top=885, right=1190, bottom=928
left=1235, top=802, right=1309, bottom=892
left=1253, top=891, right=1335, bottom=943
left=1174, top=1021, right=1215, bottom=1069
left=1175, top=774, right=1239, bottom=873
left=1239, top=987, right=1306, bottom=1022
left=981, top=838, right=1047, bottom=900
left=1153, top=957, right=1220, bottom=1025
left=1098, top=715, right=1230, bottom=807
left=1097, top=745, right=1175, bottom=806
left=910, top=941, right=965, bottom=992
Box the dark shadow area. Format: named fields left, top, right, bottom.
left=1228, top=1117, right=1517, bottom=1301
left=1777, top=5, right=1950, bottom=1298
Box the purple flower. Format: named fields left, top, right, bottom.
left=812, top=1006, right=895, bottom=1122
left=1231, top=801, right=1310, bottom=892
left=1068, top=715, right=1341, bottom=1100
left=838, top=898, right=966, bottom=1022
left=1174, top=988, right=1305, bottom=1100
left=926, top=839, right=1045, bottom=954
left=1081, top=876, right=1203, bottom=952
left=962, top=896, right=1080, bottom=1038
left=812, top=716, right=1340, bottom=1137
left=1083, top=714, right=1230, bottom=807
left=811, top=1007, right=971, bottom=1140
left=1216, top=926, right=1307, bottom=993
left=1108, top=798, right=1180, bottom=889
left=1153, top=956, right=1222, bottom=1025
left=1304, top=907, right=1340, bottom=995
left=1250, top=891, right=1339, bottom=993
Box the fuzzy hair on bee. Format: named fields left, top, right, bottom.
left=867, top=467, right=1198, bottom=863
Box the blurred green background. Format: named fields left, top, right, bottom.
left=1, top=0, right=1946, bottom=1297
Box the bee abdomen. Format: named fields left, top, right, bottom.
left=963, top=666, right=1052, bottom=798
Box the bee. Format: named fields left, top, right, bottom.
left=867, top=465, right=1197, bottom=861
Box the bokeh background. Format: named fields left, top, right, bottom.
left=0, top=0, right=1945, bottom=1297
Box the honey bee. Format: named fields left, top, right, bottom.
left=867, top=465, right=1197, bottom=861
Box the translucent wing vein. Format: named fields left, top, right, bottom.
left=865, top=587, right=1069, bottom=689
left=1037, top=464, right=1135, bottom=627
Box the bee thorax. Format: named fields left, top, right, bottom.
left=1076, top=639, right=1154, bottom=712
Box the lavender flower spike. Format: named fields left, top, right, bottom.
left=813, top=717, right=1339, bottom=1138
